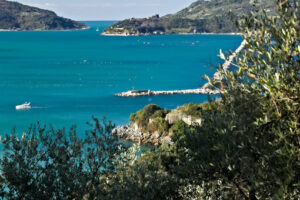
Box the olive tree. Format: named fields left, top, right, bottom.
left=170, top=0, right=299, bottom=199
left=0, top=117, right=127, bottom=200
left=108, top=1, right=299, bottom=199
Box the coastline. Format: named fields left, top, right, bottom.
left=0, top=27, right=91, bottom=32
left=101, top=32, right=242, bottom=36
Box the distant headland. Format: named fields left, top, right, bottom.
left=102, top=0, right=277, bottom=36
left=0, top=0, right=88, bottom=31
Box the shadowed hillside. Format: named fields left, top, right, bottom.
left=0, top=0, right=88, bottom=30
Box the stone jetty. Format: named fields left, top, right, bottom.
left=213, top=40, right=247, bottom=81
left=115, top=40, right=246, bottom=97
left=115, top=88, right=222, bottom=97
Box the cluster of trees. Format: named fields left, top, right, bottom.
left=0, top=0, right=299, bottom=199
left=129, top=103, right=217, bottom=137
left=130, top=104, right=171, bottom=135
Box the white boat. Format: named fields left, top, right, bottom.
left=16, top=102, right=31, bottom=110
left=96, top=27, right=99, bottom=32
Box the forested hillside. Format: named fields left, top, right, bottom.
left=0, top=0, right=87, bottom=30
left=102, top=0, right=277, bottom=35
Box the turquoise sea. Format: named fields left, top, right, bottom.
left=0, top=21, right=242, bottom=135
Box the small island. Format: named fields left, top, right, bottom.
left=0, top=0, right=88, bottom=31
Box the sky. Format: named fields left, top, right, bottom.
left=15, top=0, right=197, bottom=21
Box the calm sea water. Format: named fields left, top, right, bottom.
left=0, top=21, right=242, bottom=135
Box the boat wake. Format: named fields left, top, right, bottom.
left=31, top=106, right=48, bottom=109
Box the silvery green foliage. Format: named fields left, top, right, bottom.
left=0, top=1, right=298, bottom=199
left=173, top=0, right=299, bottom=199
left=114, top=143, right=140, bottom=167
left=0, top=117, right=127, bottom=200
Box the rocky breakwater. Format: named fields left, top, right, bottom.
left=116, top=89, right=222, bottom=97
left=112, top=124, right=173, bottom=146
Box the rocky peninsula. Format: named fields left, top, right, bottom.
left=0, top=0, right=88, bottom=31
left=112, top=104, right=208, bottom=146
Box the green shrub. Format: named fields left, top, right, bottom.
left=129, top=104, right=166, bottom=129
left=148, top=117, right=170, bottom=136
left=129, top=113, right=136, bottom=122
left=151, top=109, right=170, bottom=119
left=144, top=104, right=162, bottom=114
left=180, top=102, right=217, bottom=117
left=170, top=120, right=190, bottom=142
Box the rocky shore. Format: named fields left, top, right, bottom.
left=112, top=124, right=173, bottom=146
left=112, top=107, right=204, bottom=146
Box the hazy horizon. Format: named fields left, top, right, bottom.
left=14, top=0, right=196, bottom=21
